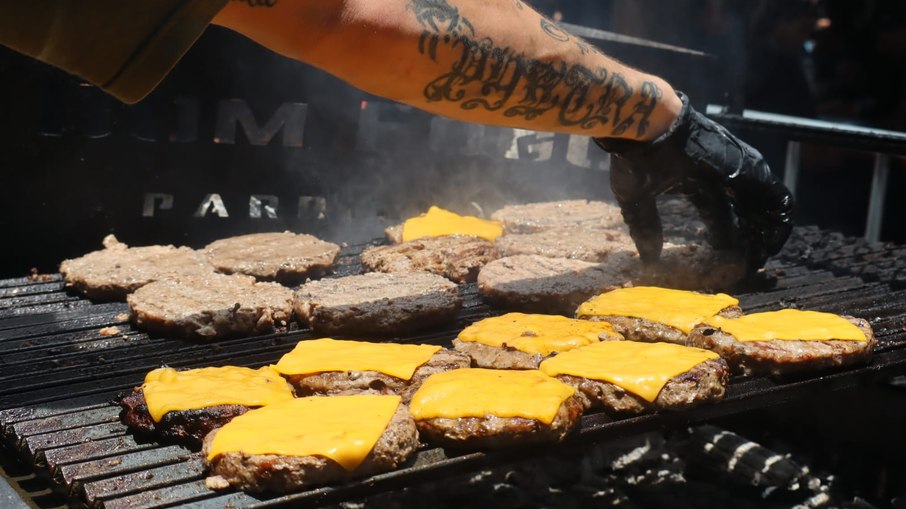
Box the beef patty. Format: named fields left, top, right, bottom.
left=60, top=235, right=215, bottom=300
left=638, top=240, right=748, bottom=292
left=294, top=272, right=462, bottom=336
left=583, top=305, right=743, bottom=346
left=204, top=402, right=419, bottom=493
left=127, top=273, right=293, bottom=339
left=477, top=254, right=635, bottom=315
left=490, top=200, right=624, bottom=233
left=204, top=232, right=340, bottom=284
left=360, top=235, right=497, bottom=283
left=687, top=315, right=877, bottom=376
left=118, top=388, right=250, bottom=448
left=494, top=227, right=635, bottom=263
left=284, top=348, right=471, bottom=402
left=554, top=358, right=729, bottom=414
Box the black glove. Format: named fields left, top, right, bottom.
left=594, top=92, right=794, bottom=274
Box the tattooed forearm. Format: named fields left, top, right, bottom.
left=407, top=0, right=658, bottom=137
left=231, top=0, right=278, bottom=7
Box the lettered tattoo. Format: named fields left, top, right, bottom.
left=407, top=0, right=658, bottom=137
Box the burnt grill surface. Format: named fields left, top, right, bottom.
left=2, top=228, right=906, bottom=509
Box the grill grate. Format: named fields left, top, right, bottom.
left=2, top=231, right=906, bottom=508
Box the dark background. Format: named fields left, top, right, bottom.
left=0, top=0, right=904, bottom=278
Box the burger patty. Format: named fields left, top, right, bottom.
left=490, top=200, right=624, bottom=233
left=204, top=232, right=340, bottom=284
left=687, top=315, right=877, bottom=376
left=477, top=254, right=635, bottom=316
left=554, top=358, right=729, bottom=414
left=581, top=306, right=743, bottom=346
left=414, top=395, right=585, bottom=450
left=284, top=348, right=471, bottom=401
left=638, top=240, right=747, bottom=292
left=360, top=235, right=497, bottom=283
left=60, top=235, right=215, bottom=301
left=204, top=404, right=419, bottom=493
left=127, top=273, right=293, bottom=339
left=118, top=389, right=250, bottom=448
left=451, top=338, right=547, bottom=370
left=494, top=227, right=635, bottom=263
left=294, top=272, right=461, bottom=336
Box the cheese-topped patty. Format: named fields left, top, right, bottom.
left=540, top=341, right=720, bottom=402
left=409, top=368, right=575, bottom=425
left=206, top=395, right=402, bottom=472
left=577, top=286, right=739, bottom=334
left=141, top=366, right=294, bottom=422
left=703, top=309, right=868, bottom=342
left=457, top=313, right=622, bottom=356
left=274, top=338, right=442, bottom=381
left=402, top=206, right=503, bottom=242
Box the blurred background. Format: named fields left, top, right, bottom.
left=0, top=0, right=904, bottom=277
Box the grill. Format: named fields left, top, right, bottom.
left=2, top=227, right=906, bottom=509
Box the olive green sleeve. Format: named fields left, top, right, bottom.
left=0, top=0, right=229, bottom=103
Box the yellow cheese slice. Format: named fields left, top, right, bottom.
left=539, top=341, right=720, bottom=402
left=409, top=368, right=575, bottom=425
left=142, top=366, right=294, bottom=423
left=206, top=395, right=402, bottom=471
left=703, top=309, right=867, bottom=342
left=577, top=286, right=739, bottom=334
left=274, top=338, right=441, bottom=381
left=457, top=313, right=622, bottom=356
left=402, top=206, right=503, bottom=242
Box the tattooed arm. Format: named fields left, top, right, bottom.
left=213, top=0, right=682, bottom=141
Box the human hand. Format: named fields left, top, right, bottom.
left=594, top=93, right=794, bottom=274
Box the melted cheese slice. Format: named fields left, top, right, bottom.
left=274, top=338, right=441, bottom=381
left=206, top=395, right=401, bottom=471
left=142, top=366, right=294, bottom=422
left=703, top=309, right=868, bottom=342
left=577, top=286, right=739, bottom=334
left=402, top=206, right=503, bottom=242
left=409, top=368, right=575, bottom=425
left=540, top=341, right=720, bottom=402
left=458, top=313, right=623, bottom=356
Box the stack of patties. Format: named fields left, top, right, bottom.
left=118, top=366, right=294, bottom=447
left=688, top=309, right=877, bottom=376
left=539, top=341, right=729, bottom=413
left=204, top=395, right=419, bottom=492
left=367, top=206, right=501, bottom=283
left=408, top=368, right=584, bottom=449
left=274, top=338, right=470, bottom=401
left=453, top=313, right=623, bottom=369
left=577, top=286, right=742, bottom=345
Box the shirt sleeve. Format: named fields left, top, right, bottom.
left=0, top=0, right=229, bottom=104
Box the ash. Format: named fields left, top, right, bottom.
left=338, top=426, right=876, bottom=509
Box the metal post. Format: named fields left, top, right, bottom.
left=865, top=153, right=891, bottom=243
left=783, top=141, right=801, bottom=198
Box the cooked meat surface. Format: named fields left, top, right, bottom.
left=204, top=404, right=419, bottom=493
left=361, top=235, right=497, bottom=283
left=584, top=306, right=743, bottom=346
left=638, top=240, right=747, bottom=292
left=294, top=272, right=461, bottom=336
left=490, top=200, right=623, bottom=233
left=285, top=348, right=471, bottom=402
left=451, top=338, right=544, bottom=370
left=555, top=358, right=729, bottom=414
left=118, top=389, right=250, bottom=448
left=494, top=227, right=635, bottom=263
left=415, top=395, right=585, bottom=450
left=385, top=224, right=404, bottom=244
left=127, top=273, right=293, bottom=339
left=59, top=235, right=215, bottom=300
left=204, top=232, right=340, bottom=284
left=687, top=315, right=877, bottom=376
left=477, top=255, right=635, bottom=315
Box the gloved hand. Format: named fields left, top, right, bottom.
left=594, top=92, right=794, bottom=274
